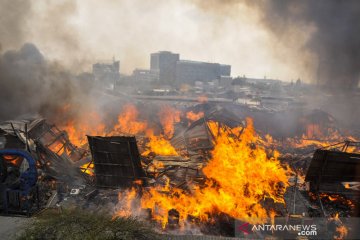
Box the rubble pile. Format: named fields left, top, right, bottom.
left=0, top=103, right=359, bottom=238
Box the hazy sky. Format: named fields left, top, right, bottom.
left=1, top=0, right=317, bottom=81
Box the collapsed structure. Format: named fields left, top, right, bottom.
left=0, top=103, right=359, bottom=238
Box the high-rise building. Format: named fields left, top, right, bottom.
left=150, top=51, right=180, bottom=84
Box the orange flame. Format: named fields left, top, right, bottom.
left=158, top=105, right=181, bottom=138
left=111, top=104, right=147, bottom=135
left=61, top=111, right=106, bottom=146
left=2, top=155, right=21, bottom=165
left=80, top=163, right=94, bottom=176
left=115, top=118, right=291, bottom=228
left=186, top=111, right=204, bottom=122
left=335, top=225, right=348, bottom=239
left=115, top=188, right=138, bottom=218
left=142, top=130, right=179, bottom=156
left=305, top=123, right=323, bottom=138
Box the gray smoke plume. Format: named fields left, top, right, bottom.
left=191, top=0, right=360, bottom=89
left=0, top=0, right=31, bottom=50
left=256, top=0, right=360, bottom=89
left=0, top=43, right=91, bottom=122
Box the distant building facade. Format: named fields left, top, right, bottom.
left=150, top=51, right=179, bottom=84
left=132, top=69, right=159, bottom=82
left=175, top=60, right=231, bottom=85
left=93, top=60, right=120, bottom=89
left=149, top=51, right=231, bottom=86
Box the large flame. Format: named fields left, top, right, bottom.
left=58, top=103, right=179, bottom=176
left=61, top=111, right=106, bottom=146
left=142, top=131, right=179, bottom=156
left=60, top=104, right=148, bottom=146
left=158, top=105, right=181, bottom=138
left=111, top=104, right=147, bottom=135
left=115, top=118, right=291, bottom=228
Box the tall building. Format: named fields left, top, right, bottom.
left=150, top=51, right=180, bottom=84
left=93, top=60, right=120, bottom=89
left=149, top=51, right=231, bottom=86
left=220, top=64, right=231, bottom=76
left=175, top=60, right=231, bottom=85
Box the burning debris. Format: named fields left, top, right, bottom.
left=2, top=1, right=360, bottom=238
left=0, top=102, right=359, bottom=238
left=114, top=118, right=291, bottom=229
left=0, top=118, right=90, bottom=215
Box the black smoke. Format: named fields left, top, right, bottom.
left=258, top=0, right=360, bottom=89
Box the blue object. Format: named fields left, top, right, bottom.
left=0, top=149, right=38, bottom=192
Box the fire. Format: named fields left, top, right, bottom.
left=80, top=162, right=94, bottom=176
left=309, top=193, right=356, bottom=209
left=59, top=103, right=179, bottom=176
left=186, top=111, right=204, bottom=122
left=60, top=104, right=148, bottom=147
left=48, top=142, right=66, bottom=155
left=111, top=104, right=147, bottom=135
left=278, top=121, right=359, bottom=150
left=2, top=155, right=21, bottom=165
left=305, top=124, right=324, bottom=138
left=330, top=213, right=349, bottom=240
left=61, top=111, right=106, bottom=146
left=147, top=160, right=165, bottom=177
left=158, top=105, right=181, bottom=138
left=115, top=188, right=138, bottom=218
left=115, top=118, right=291, bottom=228
left=142, top=131, right=179, bottom=156
left=335, top=225, right=348, bottom=239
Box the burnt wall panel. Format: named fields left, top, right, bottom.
left=87, top=136, right=145, bottom=188
left=305, top=149, right=360, bottom=183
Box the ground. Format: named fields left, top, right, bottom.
left=0, top=212, right=245, bottom=240
left=0, top=216, right=32, bottom=240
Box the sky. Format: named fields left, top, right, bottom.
left=1, top=0, right=318, bottom=82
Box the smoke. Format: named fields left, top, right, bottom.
left=191, top=0, right=360, bottom=89
left=0, top=0, right=32, bottom=50
left=0, top=0, right=359, bottom=123
left=254, top=0, right=360, bottom=89
left=0, top=0, right=90, bottom=72
left=1, top=0, right=359, bottom=86
left=0, top=0, right=316, bottom=81
left=0, top=43, right=95, bottom=122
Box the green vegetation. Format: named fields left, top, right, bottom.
left=17, top=209, right=160, bottom=240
